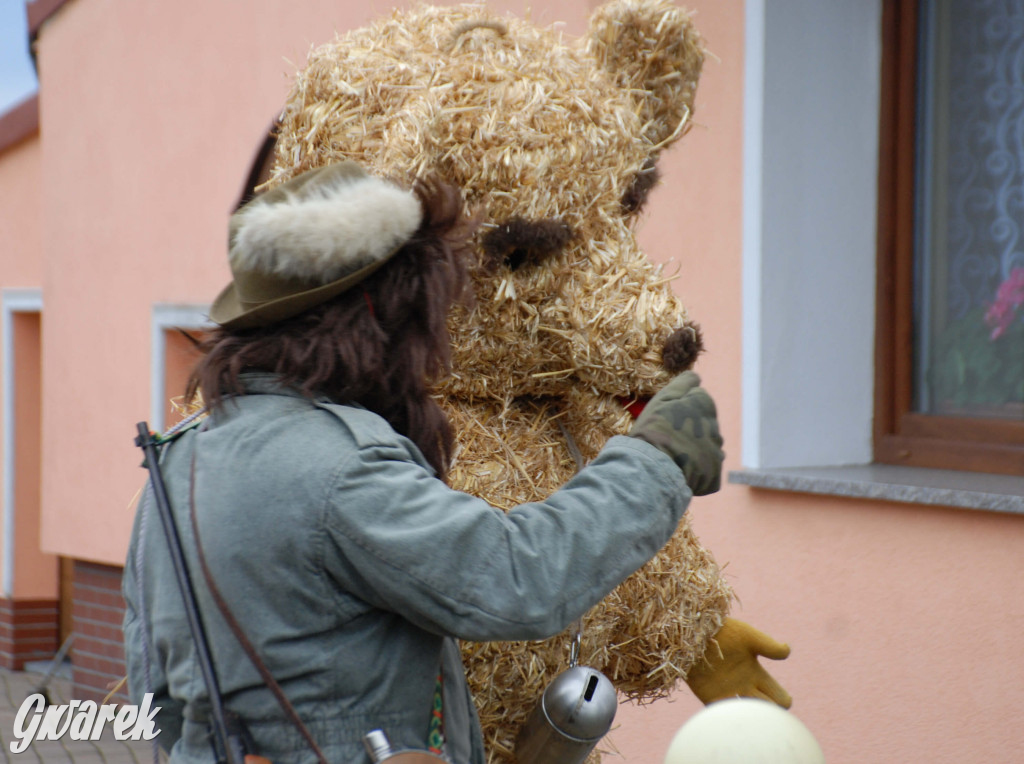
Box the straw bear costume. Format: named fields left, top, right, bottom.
left=266, top=1, right=789, bottom=760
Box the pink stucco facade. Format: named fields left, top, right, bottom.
left=2, top=0, right=1019, bottom=760
left=0, top=122, right=59, bottom=603
left=0, top=134, right=42, bottom=288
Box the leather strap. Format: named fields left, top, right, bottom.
left=188, top=451, right=329, bottom=764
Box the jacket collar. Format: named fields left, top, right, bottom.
left=237, top=371, right=312, bottom=400
left=236, top=371, right=354, bottom=409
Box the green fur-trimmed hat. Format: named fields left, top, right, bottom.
left=210, top=161, right=423, bottom=329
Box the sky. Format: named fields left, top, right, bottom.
left=0, top=0, right=38, bottom=114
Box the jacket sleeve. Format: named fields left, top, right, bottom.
left=320, top=434, right=691, bottom=642
left=121, top=491, right=185, bottom=752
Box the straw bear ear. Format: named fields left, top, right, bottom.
left=622, top=157, right=661, bottom=215
left=585, top=0, right=705, bottom=150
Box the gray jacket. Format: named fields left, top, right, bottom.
left=122, top=373, right=692, bottom=763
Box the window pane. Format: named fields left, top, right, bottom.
left=913, top=0, right=1024, bottom=420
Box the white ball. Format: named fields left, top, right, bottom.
left=664, top=698, right=825, bottom=763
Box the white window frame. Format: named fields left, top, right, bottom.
left=150, top=304, right=212, bottom=435
left=2, top=288, right=43, bottom=597
left=735, top=0, right=1023, bottom=514
left=741, top=0, right=883, bottom=470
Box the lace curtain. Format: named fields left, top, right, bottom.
left=915, top=0, right=1024, bottom=417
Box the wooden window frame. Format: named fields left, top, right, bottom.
left=874, top=0, right=1024, bottom=476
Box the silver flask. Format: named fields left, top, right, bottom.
left=363, top=729, right=449, bottom=763
left=514, top=666, right=617, bottom=764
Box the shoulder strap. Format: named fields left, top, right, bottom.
left=187, top=451, right=329, bottom=764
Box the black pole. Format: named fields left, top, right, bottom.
left=135, top=422, right=247, bottom=764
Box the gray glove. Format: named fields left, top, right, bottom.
left=629, top=371, right=724, bottom=495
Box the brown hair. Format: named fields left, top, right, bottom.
left=187, top=176, right=475, bottom=478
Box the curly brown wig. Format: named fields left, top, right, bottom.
left=187, top=176, right=475, bottom=478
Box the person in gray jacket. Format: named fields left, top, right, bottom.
left=122, top=162, right=725, bottom=764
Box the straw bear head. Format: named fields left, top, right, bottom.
left=273, top=0, right=707, bottom=407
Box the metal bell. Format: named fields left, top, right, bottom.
left=514, top=666, right=617, bottom=764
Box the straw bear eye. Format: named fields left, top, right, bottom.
left=621, top=158, right=660, bottom=215
left=480, top=217, right=574, bottom=272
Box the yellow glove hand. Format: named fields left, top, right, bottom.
left=685, top=617, right=793, bottom=708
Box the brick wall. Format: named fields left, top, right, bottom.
left=71, top=559, right=130, bottom=702
left=0, top=597, right=58, bottom=669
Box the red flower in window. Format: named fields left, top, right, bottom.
left=984, top=267, right=1024, bottom=340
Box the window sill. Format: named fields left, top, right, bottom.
left=727, top=465, right=1024, bottom=514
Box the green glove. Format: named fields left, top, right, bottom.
left=629, top=371, right=724, bottom=495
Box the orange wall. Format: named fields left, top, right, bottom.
left=0, top=135, right=42, bottom=287
left=162, top=328, right=205, bottom=427
left=30, top=1, right=1024, bottom=762
left=11, top=311, right=56, bottom=599
left=0, top=131, right=52, bottom=600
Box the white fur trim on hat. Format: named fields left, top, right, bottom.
left=231, top=170, right=423, bottom=284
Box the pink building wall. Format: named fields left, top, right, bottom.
left=0, top=113, right=60, bottom=665
left=22, top=0, right=1024, bottom=761
left=0, top=129, right=55, bottom=598
left=0, top=134, right=43, bottom=287
left=11, top=311, right=54, bottom=600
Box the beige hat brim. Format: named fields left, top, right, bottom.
left=210, top=160, right=422, bottom=330
left=209, top=254, right=394, bottom=330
